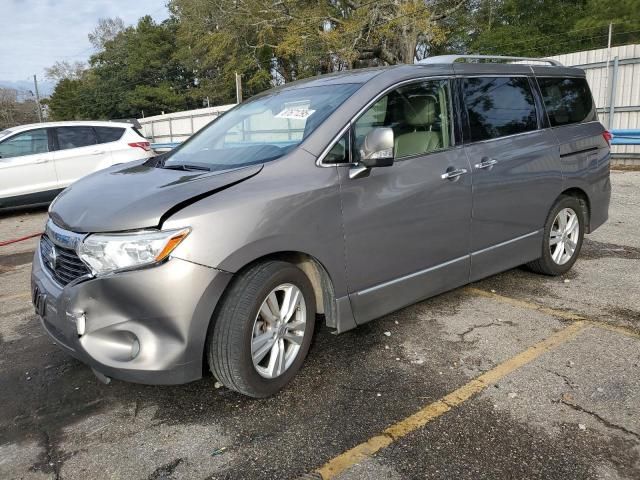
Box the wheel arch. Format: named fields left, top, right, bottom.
left=249, top=251, right=338, bottom=326
left=559, top=187, right=592, bottom=233
left=201, top=250, right=340, bottom=377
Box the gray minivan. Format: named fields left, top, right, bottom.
left=32, top=55, right=611, bottom=397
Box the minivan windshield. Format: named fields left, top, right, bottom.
left=164, top=83, right=360, bottom=171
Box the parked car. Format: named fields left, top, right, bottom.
left=32, top=56, right=610, bottom=397
left=0, top=121, right=153, bottom=209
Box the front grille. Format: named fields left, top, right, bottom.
left=40, top=234, right=91, bottom=286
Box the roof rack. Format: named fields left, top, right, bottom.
left=417, top=55, right=563, bottom=67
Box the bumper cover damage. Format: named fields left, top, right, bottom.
left=32, top=248, right=232, bottom=385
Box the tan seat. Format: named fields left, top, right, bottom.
left=394, top=96, right=441, bottom=158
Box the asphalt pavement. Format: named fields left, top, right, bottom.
left=1, top=171, right=639, bottom=480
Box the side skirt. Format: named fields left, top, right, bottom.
left=349, top=256, right=471, bottom=326
left=470, top=230, right=542, bottom=282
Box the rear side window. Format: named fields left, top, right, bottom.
left=462, top=77, right=538, bottom=142
left=94, top=127, right=124, bottom=143
left=56, top=126, right=97, bottom=150
left=537, top=77, right=596, bottom=127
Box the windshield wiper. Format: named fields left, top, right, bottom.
left=163, top=163, right=211, bottom=172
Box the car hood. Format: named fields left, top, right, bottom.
left=49, top=160, right=262, bottom=233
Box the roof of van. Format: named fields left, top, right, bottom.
left=2, top=120, right=135, bottom=134
left=280, top=61, right=585, bottom=91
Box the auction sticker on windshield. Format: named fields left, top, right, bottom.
left=275, top=106, right=316, bottom=120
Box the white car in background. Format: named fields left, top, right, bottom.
left=0, top=121, right=154, bottom=209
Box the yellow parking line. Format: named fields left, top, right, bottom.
left=314, top=321, right=587, bottom=479
left=0, top=292, right=31, bottom=302
left=466, top=287, right=640, bottom=340
left=465, top=287, right=585, bottom=321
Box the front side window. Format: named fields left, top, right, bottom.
left=0, top=129, right=48, bottom=159
left=324, top=131, right=351, bottom=164
left=166, top=84, right=360, bottom=171
left=537, top=77, right=596, bottom=127
left=354, top=79, right=452, bottom=160
left=463, top=77, right=538, bottom=142
left=56, top=126, right=97, bottom=150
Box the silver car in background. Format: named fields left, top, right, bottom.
left=31, top=56, right=611, bottom=397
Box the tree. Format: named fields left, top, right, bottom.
left=45, top=60, right=86, bottom=82
left=576, top=0, right=640, bottom=46
left=0, top=89, right=40, bottom=129
left=88, top=17, right=126, bottom=50
left=47, top=79, right=83, bottom=120
left=87, top=16, right=197, bottom=118
left=461, top=0, right=638, bottom=57
left=169, top=0, right=467, bottom=104
left=43, top=0, right=640, bottom=120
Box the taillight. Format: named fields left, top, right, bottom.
left=128, top=141, right=151, bottom=151
left=602, top=131, right=612, bottom=146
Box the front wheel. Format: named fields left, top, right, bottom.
left=207, top=260, right=316, bottom=398
left=527, top=195, right=585, bottom=276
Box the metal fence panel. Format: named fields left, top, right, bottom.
left=138, top=104, right=235, bottom=144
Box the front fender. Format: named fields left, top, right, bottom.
left=164, top=153, right=350, bottom=297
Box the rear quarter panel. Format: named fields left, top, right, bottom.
left=551, top=121, right=611, bottom=232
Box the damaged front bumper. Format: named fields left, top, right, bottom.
left=31, top=241, right=232, bottom=385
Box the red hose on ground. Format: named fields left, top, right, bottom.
left=0, top=232, right=43, bottom=247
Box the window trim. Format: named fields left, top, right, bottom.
left=316, top=75, right=456, bottom=167
left=459, top=74, right=542, bottom=146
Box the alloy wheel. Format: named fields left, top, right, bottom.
left=251, top=283, right=307, bottom=379
left=549, top=207, right=580, bottom=265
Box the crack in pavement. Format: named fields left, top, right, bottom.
left=560, top=398, right=640, bottom=442
left=544, top=368, right=578, bottom=390
left=30, top=425, right=62, bottom=480
left=458, top=320, right=516, bottom=342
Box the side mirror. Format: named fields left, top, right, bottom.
left=359, top=127, right=395, bottom=168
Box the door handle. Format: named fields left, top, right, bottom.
left=474, top=158, right=498, bottom=169
left=89, top=150, right=105, bottom=155
left=441, top=168, right=468, bottom=180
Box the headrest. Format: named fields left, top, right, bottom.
left=405, top=96, right=437, bottom=126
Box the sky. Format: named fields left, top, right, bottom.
left=0, top=0, right=169, bottom=94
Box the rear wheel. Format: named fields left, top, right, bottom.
left=207, top=260, right=316, bottom=398
left=527, top=195, right=585, bottom=276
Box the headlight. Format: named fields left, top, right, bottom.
left=77, top=228, right=190, bottom=276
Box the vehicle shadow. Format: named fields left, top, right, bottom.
left=0, top=205, right=48, bottom=220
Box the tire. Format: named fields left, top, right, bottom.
left=207, top=260, right=316, bottom=398
left=527, top=195, right=585, bottom=276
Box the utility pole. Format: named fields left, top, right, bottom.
left=235, top=72, right=243, bottom=104
left=33, top=74, right=43, bottom=123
